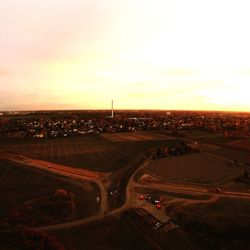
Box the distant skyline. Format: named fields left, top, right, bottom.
left=1, top=0, right=250, bottom=112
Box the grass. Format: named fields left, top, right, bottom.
left=51, top=213, right=195, bottom=250
left=145, top=153, right=246, bottom=185
left=184, top=130, right=234, bottom=144
left=210, top=147, right=250, bottom=164
left=173, top=197, right=250, bottom=250
left=52, top=216, right=151, bottom=250
left=0, top=160, right=100, bottom=222
left=228, top=139, right=250, bottom=152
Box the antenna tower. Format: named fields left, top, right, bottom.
left=111, top=99, right=114, bottom=118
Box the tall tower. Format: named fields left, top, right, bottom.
left=111, top=99, right=114, bottom=118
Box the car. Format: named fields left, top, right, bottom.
left=214, top=187, right=222, bottom=193
left=144, top=195, right=152, bottom=202
left=152, top=222, right=164, bottom=230
left=207, top=187, right=222, bottom=193
left=151, top=199, right=160, bottom=205
left=156, top=203, right=162, bottom=209
left=138, top=194, right=145, bottom=200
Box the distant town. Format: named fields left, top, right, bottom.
left=1, top=110, right=250, bottom=140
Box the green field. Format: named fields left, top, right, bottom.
left=0, top=134, right=181, bottom=171
left=145, top=153, right=246, bottom=185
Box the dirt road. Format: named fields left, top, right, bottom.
left=135, top=180, right=250, bottom=200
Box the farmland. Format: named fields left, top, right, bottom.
left=100, top=131, right=172, bottom=142
left=181, top=130, right=234, bottom=144
left=0, top=133, right=181, bottom=172
left=183, top=130, right=250, bottom=153
left=144, top=153, right=246, bottom=185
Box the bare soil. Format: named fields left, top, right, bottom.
left=100, top=131, right=172, bottom=142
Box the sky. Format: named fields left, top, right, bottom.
left=1, top=0, right=250, bottom=111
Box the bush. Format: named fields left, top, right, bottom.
left=6, top=189, right=76, bottom=227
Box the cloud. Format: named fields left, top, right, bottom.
left=0, top=102, right=83, bottom=111
left=238, top=68, right=250, bottom=76
left=127, top=91, right=167, bottom=99
left=0, top=68, right=9, bottom=76
left=162, top=68, right=199, bottom=77
left=192, top=88, right=250, bottom=106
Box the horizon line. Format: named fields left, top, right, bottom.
left=1, top=108, right=250, bottom=114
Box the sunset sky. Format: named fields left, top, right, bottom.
left=1, top=0, right=250, bottom=111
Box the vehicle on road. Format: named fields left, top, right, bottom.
left=207, top=187, right=222, bottom=193
left=156, top=203, right=162, bottom=209
left=138, top=194, right=145, bottom=200
left=152, top=222, right=164, bottom=230
left=144, top=195, right=152, bottom=203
